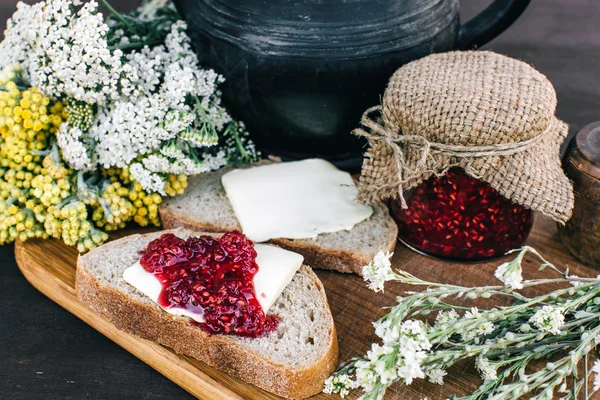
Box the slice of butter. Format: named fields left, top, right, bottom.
left=221, top=158, right=373, bottom=243
left=123, top=243, right=304, bottom=322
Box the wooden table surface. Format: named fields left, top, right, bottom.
left=1, top=1, right=599, bottom=399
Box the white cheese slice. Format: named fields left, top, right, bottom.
left=253, top=244, right=304, bottom=312
left=123, top=262, right=205, bottom=322
left=123, top=243, right=304, bottom=323
left=221, top=158, right=373, bottom=243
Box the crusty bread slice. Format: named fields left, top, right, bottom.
left=159, top=165, right=398, bottom=275
left=76, top=228, right=338, bottom=400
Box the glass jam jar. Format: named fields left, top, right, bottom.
left=390, top=168, right=534, bottom=261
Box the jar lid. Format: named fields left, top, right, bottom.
left=571, top=122, right=600, bottom=178
left=381, top=51, right=557, bottom=145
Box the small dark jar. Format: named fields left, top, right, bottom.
left=558, top=122, right=600, bottom=268
left=391, top=168, right=534, bottom=261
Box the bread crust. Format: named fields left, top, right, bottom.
left=159, top=207, right=397, bottom=275
left=75, top=235, right=338, bottom=400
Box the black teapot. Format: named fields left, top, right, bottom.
left=174, top=0, right=530, bottom=170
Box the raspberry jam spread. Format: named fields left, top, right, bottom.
left=391, top=168, right=534, bottom=261
left=139, top=231, right=278, bottom=337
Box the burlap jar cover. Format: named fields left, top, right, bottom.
left=355, top=51, right=574, bottom=223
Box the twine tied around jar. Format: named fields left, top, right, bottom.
left=354, top=105, right=554, bottom=209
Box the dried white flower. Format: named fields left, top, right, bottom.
left=367, top=344, right=397, bottom=385
left=435, top=309, right=460, bottom=327
left=460, top=308, right=495, bottom=341
left=464, top=307, right=481, bottom=319
left=529, top=305, right=565, bottom=335
left=349, top=319, right=431, bottom=395
left=373, top=318, right=400, bottom=345
left=399, top=320, right=432, bottom=351
left=201, top=151, right=229, bottom=172
left=568, top=274, right=583, bottom=287
left=90, top=93, right=173, bottom=168
left=592, top=360, right=600, bottom=393
left=135, top=0, right=174, bottom=21
left=56, top=123, right=93, bottom=171
left=354, top=359, right=379, bottom=393
left=478, top=321, right=495, bottom=335
left=461, top=321, right=496, bottom=342
left=394, top=320, right=431, bottom=385
left=324, top=246, right=597, bottom=400
left=475, top=356, right=498, bottom=383
left=362, top=250, right=394, bottom=292
left=323, top=374, right=358, bottom=398
left=25, top=0, right=129, bottom=104
left=129, top=163, right=166, bottom=195
left=494, top=258, right=524, bottom=290
left=396, top=347, right=427, bottom=385
left=426, top=368, right=447, bottom=385
left=0, top=2, right=40, bottom=78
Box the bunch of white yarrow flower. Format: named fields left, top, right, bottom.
left=0, top=0, right=260, bottom=194
left=63, top=19, right=234, bottom=193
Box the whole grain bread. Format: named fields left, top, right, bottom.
left=75, top=228, right=338, bottom=400
left=159, top=164, right=398, bottom=275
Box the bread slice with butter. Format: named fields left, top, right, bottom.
left=159, top=162, right=398, bottom=275
left=76, top=228, right=338, bottom=400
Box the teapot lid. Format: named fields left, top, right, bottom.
left=176, top=0, right=459, bottom=59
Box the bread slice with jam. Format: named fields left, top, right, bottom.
left=159, top=164, right=398, bottom=275
left=75, top=228, right=338, bottom=400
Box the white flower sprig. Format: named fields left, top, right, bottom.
left=362, top=250, right=394, bottom=292
left=529, top=305, right=565, bottom=335
left=494, top=251, right=525, bottom=289
left=325, top=247, right=600, bottom=400
left=592, top=360, right=600, bottom=393
left=323, top=374, right=359, bottom=398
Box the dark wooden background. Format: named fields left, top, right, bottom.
left=1, top=1, right=599, bottom=399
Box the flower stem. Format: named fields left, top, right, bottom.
left=108, top=39, right=164, bottom=52
left=101, top=0, right=136, bottom=34
left=584, top=352, right=589, bottom=400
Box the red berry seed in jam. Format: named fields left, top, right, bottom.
left=391, top=168, right=534, bottom=261
left=139, top=232, right=278, bottom=337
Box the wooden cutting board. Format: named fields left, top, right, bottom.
left=14, top=216, right=600, bottom=400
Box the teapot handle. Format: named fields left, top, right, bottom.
left=458, top=0, right=531, bottom=49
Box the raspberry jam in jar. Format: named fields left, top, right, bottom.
left=139, top=231, right=278, bottom=337
left=391, top=168, right=534, bottom=261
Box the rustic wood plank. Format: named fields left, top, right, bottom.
left=14, top=215, right=600, bottom=399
